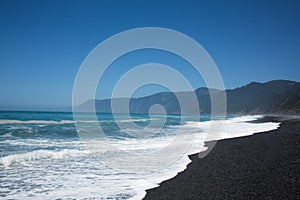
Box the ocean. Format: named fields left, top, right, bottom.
left=0, top=111, right=280, bottom=199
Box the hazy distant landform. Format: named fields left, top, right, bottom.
left=77, top=80, right=300, bottom=114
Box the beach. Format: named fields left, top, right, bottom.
left=0, top=113, right=297, bottom=199
left=144, top=116, right=300, bottom=199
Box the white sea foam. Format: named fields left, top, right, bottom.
left=135, top=115, right=279, bottom=199
left=0, top=115, right=280, bottom=200
left=0, top=132, right=13, bottom=137
left=0, top=149, right=88, bottom=167
left=0, top=138, right=82, bottom=148
left=0, top=119, right=74, bottom=124
left=0, top=118, right=155, bottom=125
left=115, top=118, right=153, bottom=122
left=182, top=115, right=280, bottom=141
left=76, top=115, right=280, bottom=200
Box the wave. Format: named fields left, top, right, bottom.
left=0, top=115, right=281, bottom=200
left=181, top=115, right=280, bottom=141
left=0, top=119, right=74, bottom=125
left=115, top=118, right=152, bottom=123
left=0, top=138, right=82, bottom=148
left=126, top=115, right=281, bottom=199
left=0, top=149, right=88, bottom=167
left=0, top=118, right=154, bottom=125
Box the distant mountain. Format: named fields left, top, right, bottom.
left=225, top=80, right=300, bottom=114
left=75, top=80, right=300, bottom=114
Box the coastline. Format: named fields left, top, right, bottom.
left=144, top=115, right=300, bottom=199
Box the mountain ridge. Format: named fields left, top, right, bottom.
left=76, top=80, right=300, bottom=114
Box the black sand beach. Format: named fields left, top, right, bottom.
left=144, top=116, right=300, bottom=199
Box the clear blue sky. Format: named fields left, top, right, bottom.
left=0, top=0, right=299, bottom=110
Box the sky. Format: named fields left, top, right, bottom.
left=0, top=0, right=299, bottom=110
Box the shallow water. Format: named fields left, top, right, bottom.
left=0, top=112, right=279, bottom=199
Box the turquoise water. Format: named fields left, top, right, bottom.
left=0, top=111, right=210, bottom=199
left=0, top=111, right=279, bottom=199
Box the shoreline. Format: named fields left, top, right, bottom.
left=144, top=115, right=300, bottom=199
